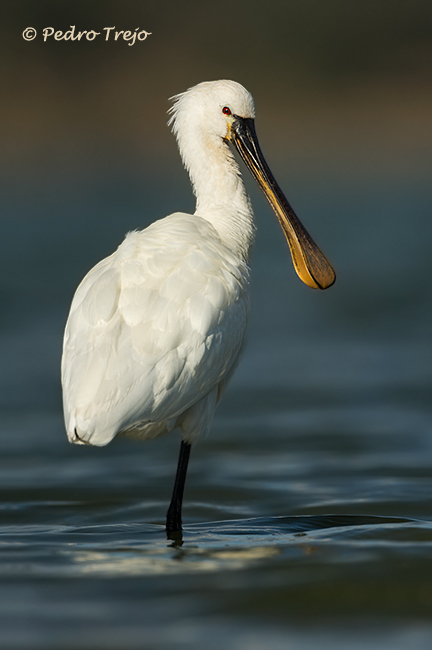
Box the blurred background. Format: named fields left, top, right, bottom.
left=1, top=1, right=432, bottom=649
left=2, top=0, right=432, bottom=411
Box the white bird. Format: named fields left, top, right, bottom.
left=62, top=80, right=335, bottom=535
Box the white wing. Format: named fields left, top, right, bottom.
left=62, top=213, right=249, bottom=446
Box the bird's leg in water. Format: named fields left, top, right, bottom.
left=166, top=440, right=191, bottom=537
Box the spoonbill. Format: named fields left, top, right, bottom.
left=62, top=80, right=335, bottom=535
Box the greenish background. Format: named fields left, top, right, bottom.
left=1, top=1, right=432, bottom=649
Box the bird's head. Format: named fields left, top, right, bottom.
left=169, top=80, right=335, bottom=290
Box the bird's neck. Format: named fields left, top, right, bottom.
left=180, top=133, right=256, bottom=262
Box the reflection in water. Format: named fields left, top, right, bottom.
left=71, top=545, right=281, bottom=576
left=54, top=515, right=429, bottom=577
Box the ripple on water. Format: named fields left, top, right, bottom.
left=1, top=514, right=432, bottom=579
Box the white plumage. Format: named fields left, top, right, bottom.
left=62, top=213, right=249, bottom=446
left=61, top=80, right=335, bottom=532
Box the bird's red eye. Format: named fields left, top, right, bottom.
left=222, top=106, right=231, bottom=116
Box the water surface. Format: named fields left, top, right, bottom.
left=1, top=166, right=432, bottom=648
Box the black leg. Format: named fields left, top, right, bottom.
left=166, top=440, right=191, bottom=536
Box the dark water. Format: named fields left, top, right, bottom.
left=1, top=164, right=432, bottom=648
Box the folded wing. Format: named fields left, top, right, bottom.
left=62, top=214, right=250, bottom=446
